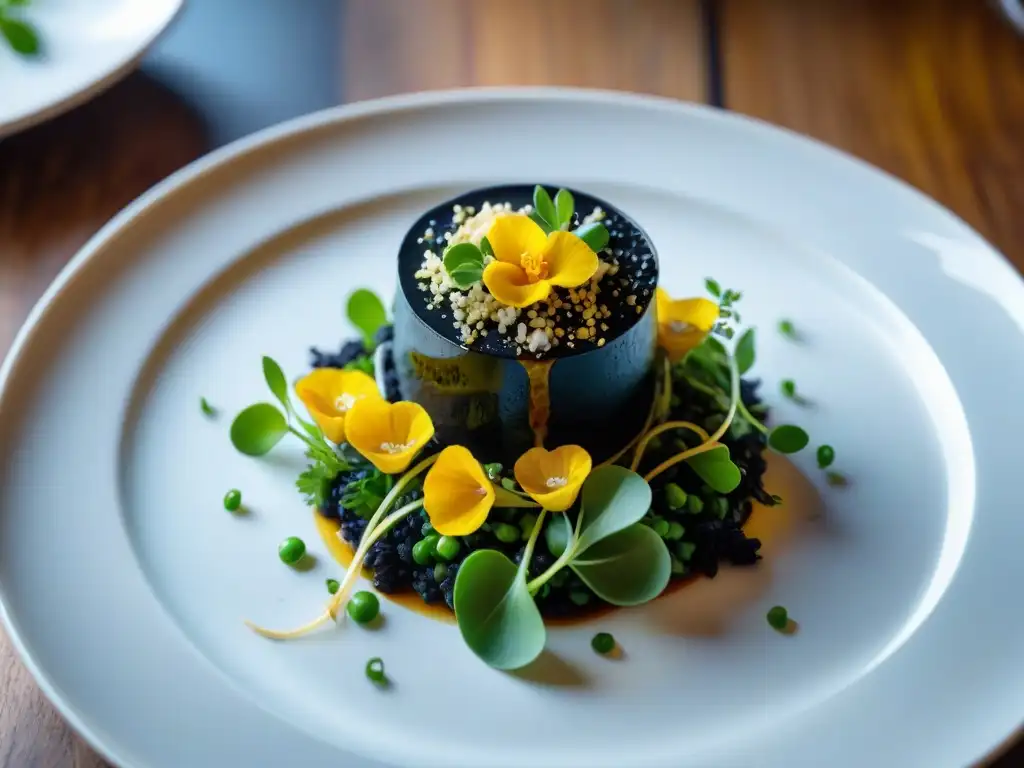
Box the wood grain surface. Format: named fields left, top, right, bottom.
left=1, top=0, right=1022, bottom=765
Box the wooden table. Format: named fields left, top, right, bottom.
left=1, top=1, right=1022, bottom=765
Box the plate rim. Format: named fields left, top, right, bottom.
left=0, top=0, right=186, bottom=140
left=0, top=85, right=1020, bottom=768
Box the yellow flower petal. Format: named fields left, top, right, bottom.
left=423, top=446, right=495, bottom=536
left=656, top=291, right=720, bottom=362
left=514, top=445, right=592, bottom=512
left=486, top=214, right=548, bottom=265
left=543, top=230, right=599, bottom=288
left=346, top=399, right=435, bottom=474
left=482, top=261, right=553, bottom=308
left=294, top=368, right=382, bottom=443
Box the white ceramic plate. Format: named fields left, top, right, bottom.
left=1, top=89, right=1022, bottom=768
left=0, top=0, right=183, bottom=138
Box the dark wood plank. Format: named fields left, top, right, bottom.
left=720, top=0, right=1024, bottom=764
left=343, top=0, right=705, bottom=101
left=720, top=0, right=1024, bottom=266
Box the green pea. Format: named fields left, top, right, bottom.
left=666, top=521, right=685, bottom=540
left=223, top=489, right=242, bottom=512
left=435, top=535, right=460, bottom=561
left=652, top=518, right=670, bottom=538
left=518, top=513, right=538, bottom=539
left=326, top=578, right=340, bottom=595
left=278, top=536, right=306, bottom=565
left=433, top=563, right=449, bottom=583
left=686, top=495, right=704, bottom=514
left=483, top=462, right=503, bottom=481
left=347, top=591, right=380, bottom=624
left=570, top=589, right=591, bottom=606
left=494, top=522, right=520, bottom=544
left=816, top=444, right=835, bottom=469
left=365, top=657, right=386, bottom=683
left=677, top=541, right=697, bottom=561
left=591, top=632, right=615, bottom=655
left=412, top=538, right=435, bottom=565
left=767, top=605, right=789, bottom=631
left=713, top=496, right=729, bottom=519
left=664, top=483, right=687, bottom=510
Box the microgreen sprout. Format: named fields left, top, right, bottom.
left=200, top=397, right=217, bottom=417
left=781, top=379, right=797, bottom=399
left=346, top=288, right=388, bottom=350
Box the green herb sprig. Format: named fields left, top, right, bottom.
left=0, top=0, right=40, bottom=57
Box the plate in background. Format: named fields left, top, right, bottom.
left=0, top=0, right=183, bottom=138
left=0, top=89, right=1022, bottom=767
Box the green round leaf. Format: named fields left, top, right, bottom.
left=734, top=328, right=756, bottom=374
left=573, top=221, right=609, bottom=253
left=262, top=356, right=291, bottom=413
left=544, top=514, right=572, bottom=557
left=570, top=525, right=671, bottom=606
left=0, top=17, right=40, bottom=56
left=443, top=242, right=483, bottom=271
left=554, top=188, right=575, bottom=228
left=576, top=465, right=652, bottom=554
left=685, top=444, right=742, bottom=494
left=533, top=185, right=557, bottom=229
left=448, top=263, right=484, bottom=289
left=769, top=424, right=810, bottom=454
left=230, top=403, right=289, bottom=456
left=346, top=289, right=387, bottom=348
left=454, top=550, right=546, bottom=670
left=705, top=278, right=722, bottom=297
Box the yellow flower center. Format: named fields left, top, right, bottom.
left=333, top=393, right=358, bottom=412
left=669, top=320, right=695, bottom=334
left=380, top=440, right=415, bottom=454
left=520, top=250, right=549, bottom=282
left=545, top=476, right=568, bottom=489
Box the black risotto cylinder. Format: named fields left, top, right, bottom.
left=391, top=185, right=658, bottom=464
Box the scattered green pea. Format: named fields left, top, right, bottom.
left=652, top=518, right=670, bottom=538
left=778, top=319, right=796, bottom=339
left=347, top=590, right=380, bottom=624
left=200, top=397, right=216, bottom=417
left=767, top=605, right=789, bottom=631
left=713, top=496, right=729, bottom=519
left=591, top=632, right=615, bottom=655
left=278, top=536, right=306, bottom=565
left=817, top=445, right=835, bottom=469
left=326, top=578, right=340, bottom=595
left=570, top=589, right=591, bottom=606
left=223, top=489, right=242, bottom=512
left=666, top=521, right=685, bottom=541
left=412, top=538, right=435, bottom=565
left=677, top=541, right=697, bottom=561
left=433, top=563, right=449, bottom=583
left=686, top=495, right=704, bottom=514
left=483, top=462, right=503, bottom=481
left=435, top=535, right=460, bottom=561
left=665, top=483, right=687, bottom=510
left=494, top=522, right=520, bottom=544
left=780, top=379, right=797, bottom=399
left=365, top=657, right=386, bottom=683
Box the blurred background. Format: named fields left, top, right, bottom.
left=1, top=0, right=1023, bottom=766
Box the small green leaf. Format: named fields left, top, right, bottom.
left=533, top=185, right=557, bottom=229
left=480, top=236, right=494, bottom=257
left=262, top=356, right=291, bottom=414
left=448, top=263, right=484, bottom=289
left=346, top=289, right=387, bottom=349
left=444, top=242, right=485, bottom=288
left=454, top=549, right=546, bottom=670
left=570, top=525, right=671, bottom=606
left=685, top=444, right=742, bottom=493
left=554, top=188, right=574, bottom=229
left=575, top=466, right=652, bottom=554
left=816, top=444, right=835, bottom=469
left=230, top=403, right=289, bottom=456
left=705, top=278, right=722, bottom=297
left=528, top=211, right=554, bottom=234
left=735, top=328, right=756, bottom=374
left=573, top=221, right=609, bottom=253
left=778, top=319, right=796, bottom=339
left=200, top=397, right=216, bottom=417
left=768, top=425, right=810, bottom=454
left=0, top=17, right=39, bottom=56
left=780, top=379, right=797, bottom=399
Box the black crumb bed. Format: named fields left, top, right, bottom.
left=311, top=330, right=772, bottom=618
left=404, top=195, right=658, bottom=358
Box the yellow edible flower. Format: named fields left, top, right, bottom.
left=655, top=287, right=720, bottom=362
left=295, top=368, right=382, bottom=444
left=482, top=214, right=599, bottom=308
left=346, top=398, right=435, bottom=474
left=514, top=445, right=592, bottom=512
left=423, top=446, right=496, bottom=536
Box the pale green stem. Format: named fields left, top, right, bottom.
left=527, top=506, right=586, bottom=594
left=519, top=508, right=548, bottom=580
left=736, top=399, right=770, bottom=436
